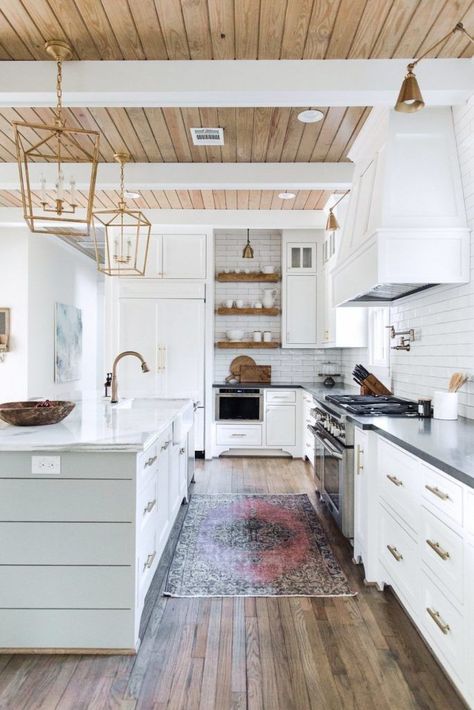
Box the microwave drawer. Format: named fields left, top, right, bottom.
left=216, top=424, right=262, bottom=447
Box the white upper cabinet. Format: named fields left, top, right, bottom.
left=286, top=243, right=317, bottom=273
left=284, top=274, right=317, bottom=347
left=146, top=233, right=207, bottom=279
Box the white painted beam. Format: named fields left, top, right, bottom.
left=0, top=59, right=472, bottom=108
left=0, top=162, right=354, bottom=190
left=0, top=208, right=328, bottom=229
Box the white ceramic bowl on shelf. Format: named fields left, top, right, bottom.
left=226, top=330, right=244, bottom=341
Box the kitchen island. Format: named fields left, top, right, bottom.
left=0, top=397, right=194, bottom=654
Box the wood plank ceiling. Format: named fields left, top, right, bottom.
left=0, top=107, right=369, bottom=164
left=0, top=189, right=334, bottom=210
left=0, top=0, right=472, bottom=60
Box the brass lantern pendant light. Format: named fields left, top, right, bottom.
left=92, top=153, right=151, bottom=277
left=242, top=229, right=254, bottom=259
left=395, top=22, right=473, bottom=113
left=13, top=40, right=100, bottom=237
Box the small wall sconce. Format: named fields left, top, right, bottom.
left=0, top=308, right=10, bottom=362
left=386, top=325, right=415, bottom=352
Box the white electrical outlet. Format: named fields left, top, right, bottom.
left=31, top=456, right=61, bottom=475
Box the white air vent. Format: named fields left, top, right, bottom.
left=190, top=127, right=224, bottom=146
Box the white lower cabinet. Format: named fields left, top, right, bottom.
left=0, top=420, right=191, bottom=653
left=353, top=428, right=368, bottom=565
left=265, top=405, right=296, bottom=447
left=361, top=434, right=473, bottom=706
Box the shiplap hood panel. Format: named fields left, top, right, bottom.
left=333, top=107, right=470, bottom=305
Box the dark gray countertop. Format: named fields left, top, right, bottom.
left=213, top=381, right=474, bottom=488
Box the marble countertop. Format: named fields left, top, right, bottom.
left=0, top=397, right=192, bottom=452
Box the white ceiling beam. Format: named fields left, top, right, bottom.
left=0, top=208, right=327, bottom=229
left=0, top=162, right=354, bottom=190
left=0, top=59, right=472, bottom=108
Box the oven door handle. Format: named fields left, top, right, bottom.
left=311, top=426, right=344, bottom=459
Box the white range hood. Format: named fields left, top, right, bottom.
left=333, top=107, right=470, bottom=306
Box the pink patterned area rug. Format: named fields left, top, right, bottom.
left=165, top=494, right=355, bottom=597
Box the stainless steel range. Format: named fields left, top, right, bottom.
left=308, top=394, right=418, bottom=538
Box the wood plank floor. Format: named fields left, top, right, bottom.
left=0, top=457, right=465, bottom=710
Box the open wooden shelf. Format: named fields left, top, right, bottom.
left=216, top=307, right=280, bottom=316
left=216, top=272, right=280, bottom=283
left=216, top=341, right=280, bottom=349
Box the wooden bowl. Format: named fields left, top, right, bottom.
left=0, top=401, right=76, bottom=426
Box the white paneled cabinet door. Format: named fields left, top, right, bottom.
left=286, top=243, right=316, bottom=273
left=118, top=299, right=159, bottom=397
left=161, top=234, right=207, bottom=279
left=354, top=428, right=368, bottom=565
left=265, top=405, right=296, bottom=447
left=284, top=274, right=317, bottom=347
left=156, top=299, right=205, bottom=404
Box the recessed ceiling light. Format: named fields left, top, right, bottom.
left=297, top=109, right=324, bottom=123
left=278, top=191, right=296, bottom=200
left=125, top=190, right=140, bottom=199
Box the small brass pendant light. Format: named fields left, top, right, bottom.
left=325, top=190, right=350, bottom=232
left=395, top=22, right=473, bottom=113
left=242, top=229, right=254, bottom=259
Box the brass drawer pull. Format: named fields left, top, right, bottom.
left=427, top=607, right=450, bottom=635
left=143, top=551, right=156, bottom=571
left=144, top=455, right=157, bottom=468
left=230, top=433, right=246, bottom=438
left=387, top=474, right=403, bottom=487
left=143, top=499, right=156, bottom=515
left=387, top=544, right=403, bottom=562
left=425, top=484, right=450, bottom=501
left=161, top=440, right=170, bottom=451
left=426, top=539, right=450, bottom=560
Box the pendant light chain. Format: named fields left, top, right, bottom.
left=55, top=58, right=63, bottom=127
left=120, top=160, right=125, bottom=203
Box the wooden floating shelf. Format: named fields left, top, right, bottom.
left=216, top=341, right=280, bottom=349
left=216, top=272, right=280, bottom=283
left=216, top=307, right=280, bottom=316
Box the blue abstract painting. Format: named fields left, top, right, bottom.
left=54, top=303, right=83, bottom=383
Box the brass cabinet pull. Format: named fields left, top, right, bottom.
left=387, top=544, right=403, bottom=562
left=143, top=499, right=156, bottom=515
left=143, top=551, right=156, bottom=571
left=161, top=440, right=170, bottom=451
left=356, top=445, right=363, bottom=474
left=426, top=539, right=450, bottom=560
left=427, top=607, right=450, bottom=635
left=387, top=474, right=403, bottom=487
left=230, top=433, right=246, bottom=438
left=425, top=484, right=450, bottom=501
left=144, top=455, right=157, bottom=468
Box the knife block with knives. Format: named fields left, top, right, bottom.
left=353, top=364, right=392, bottom=396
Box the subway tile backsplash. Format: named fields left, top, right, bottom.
left=214, top=229, right=342, bottom=383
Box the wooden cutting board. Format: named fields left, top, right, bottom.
left=240, top=365, right=271, bottom=383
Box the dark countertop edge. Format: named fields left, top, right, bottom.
left=350, top=418, right=473, bottom=488
left=213, top=383, right=308, bottom=388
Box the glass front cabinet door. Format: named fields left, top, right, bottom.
left=286, top=243, right=317, bottom=274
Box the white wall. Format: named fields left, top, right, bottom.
left=27, top=235, right=103, bottom=399
left=214, top=229, right=342, bottom=383
left=341, top=104, right=474, bottom=418
left=0, top=228, right=103, bottom=402
left=0, top=229, right=28, bottom=401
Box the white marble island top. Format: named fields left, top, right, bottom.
left=0, top=397, right=192, bottom=452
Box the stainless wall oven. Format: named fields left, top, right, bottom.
left=215, top=388, right=264, bottom=422
left=308, top=403, right=354, bottom=538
